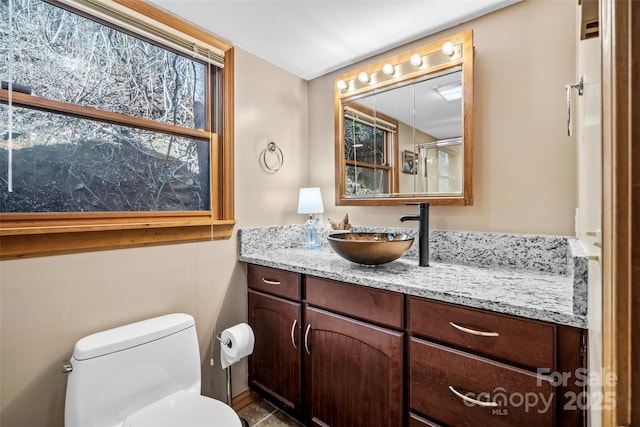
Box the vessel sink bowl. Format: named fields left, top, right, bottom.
left=327, top=232, right=414, bottom=266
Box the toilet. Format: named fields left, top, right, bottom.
left=64, top=313, right=243, bottom=427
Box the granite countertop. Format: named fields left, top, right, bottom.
left=238, top=226, right=588, bottom=329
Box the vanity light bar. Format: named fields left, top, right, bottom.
left=336, top=42, right=462, bottom=93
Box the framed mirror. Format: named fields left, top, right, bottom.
left=334, top=30, right=474, bottom=206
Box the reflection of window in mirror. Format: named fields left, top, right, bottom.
left=343, top=102, right=398, bottom=196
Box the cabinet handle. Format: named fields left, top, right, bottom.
left=449, top=322, right=499, bottom=337
left=304, top=324, right=312, bottom=355
left=448, top=386, right=498, bottom=407
left=261, top=278, right=281, bottom=285
left=291, top=319, right=298, bottom=349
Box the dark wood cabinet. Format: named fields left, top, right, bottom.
left=246, top=264, right=585, bottom=427
left=408, top=296, right=586, bottom=427
left=248, top=290, right=302, bottom=416
left=304, top=306, right=404, bottom=427
left=247, top=265, right=404, bottom=426
left=247, top=272, right=302, bottom=418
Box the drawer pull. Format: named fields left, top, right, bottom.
left=449, top=322, right=499, bottom=337
left=304, top=324, right=312, bottom=355
left=261, top=278, right=281, bottom=285
left=448, top=386, right=498, bottom=407
left=291, top=319, right=298, bottom=349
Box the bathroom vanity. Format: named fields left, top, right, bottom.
left=239, top=226, right=588, bottom=427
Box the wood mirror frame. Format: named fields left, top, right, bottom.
left=334, top=30, right=474, bottom=206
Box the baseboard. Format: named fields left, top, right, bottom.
left=232, top=389, right=260, bottom=412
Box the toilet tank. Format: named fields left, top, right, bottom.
left=65, top=313, right=202, bottom=427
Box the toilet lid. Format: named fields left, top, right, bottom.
left=124, top=391, right=242, bottom=427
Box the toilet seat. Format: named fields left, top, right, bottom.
left=123, top=391, right=242, bottom=427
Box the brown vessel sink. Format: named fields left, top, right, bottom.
left=327, top=232, right=414, bottom=266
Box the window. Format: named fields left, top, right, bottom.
left=0, top=0, right=235, bottom=258
left=343, top=103, right=397, bottom=196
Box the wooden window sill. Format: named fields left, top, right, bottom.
left=0, top=220, right=235, bottom=259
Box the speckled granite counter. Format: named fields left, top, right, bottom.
left=238, top=226, right=588, bottom=328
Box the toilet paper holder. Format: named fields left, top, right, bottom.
left=216, top=331, right=235, bottom=407
left=216, top=332, right=232, bottom=348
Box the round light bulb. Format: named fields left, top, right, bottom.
left=358, top=72, right=370, bottom=83
left=442, top=42, right=455, bottom=56
left=336, top=79, right=347, bottom=90
left=410, top=54, right=422, bottom=66
left=382, top=63, right=394, bottom=75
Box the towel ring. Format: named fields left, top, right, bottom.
left=260, top=141, right=284, bottom=172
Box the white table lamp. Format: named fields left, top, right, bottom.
left=297, top=187, right=324, bottom=249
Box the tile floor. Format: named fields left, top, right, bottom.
left=237, top=397, right=304, bottom=427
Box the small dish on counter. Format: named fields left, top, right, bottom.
left=327, top=232, right=414, bottom=266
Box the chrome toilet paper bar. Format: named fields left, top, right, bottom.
left=216, top=332, right=232, bottom=348
left=215, top=332, right=234, bottom=406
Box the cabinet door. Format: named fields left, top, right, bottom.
left=304, top=306, right=403, bottom=427
left=248, top=290, right=302, bottom=416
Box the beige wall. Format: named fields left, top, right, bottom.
left=1, top=1, right=579, bottom=425
left=309, top=0, right=577, bottom=235
left=0, top=48, right=308, bottom=427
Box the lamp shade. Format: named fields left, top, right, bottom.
left=297, top=187, right=324, bottom=214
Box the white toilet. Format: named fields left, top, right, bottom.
left=64, top=313, right=243, bottom=427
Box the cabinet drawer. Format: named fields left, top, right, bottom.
left=410, top=338, right=554, bottom=427
left=305, top=276, right=403, bottom=329
left=409, top=297, right=554, bottom=369
left=248, top=264, right=301, bottom=300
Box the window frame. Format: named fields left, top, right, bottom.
left=0, top=0, right=235, bottom=259
left=342, top=102, right=399, bottom=196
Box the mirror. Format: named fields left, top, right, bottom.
left=335, top=30, right=473, bottom=206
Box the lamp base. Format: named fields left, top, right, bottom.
left=304, top=217, right=321, bottom=249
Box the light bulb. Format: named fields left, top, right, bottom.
left=358, top=72, right=369, bottom=83
left=442, top=42, right=455, bottom=56
left=382, top=63, right=394, bottom=75
left=410, top=54, right=422, bottom=66
left=336, top=79, right=347, bottom=90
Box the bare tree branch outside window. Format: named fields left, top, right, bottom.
left=0, top=0, right=212, bottom=213
left=344, top=117, right=390, bottom=195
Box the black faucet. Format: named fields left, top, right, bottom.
left=399, top=202, right=430, bottom=267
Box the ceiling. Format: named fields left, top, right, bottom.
left=149, top=0, right=521, bottom=81
left=356, top=69, right=463, bottom=139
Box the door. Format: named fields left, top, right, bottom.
left=304, top=306, right=404, bottom=427
left=248, top=290, right=302, bottom=416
